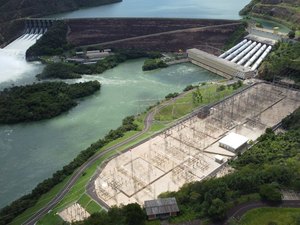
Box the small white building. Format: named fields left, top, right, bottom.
left=215, top=155, right=224, bottom=164
left=219, top=133, right=248, bottom=153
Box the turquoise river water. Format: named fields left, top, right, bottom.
left=0, top=59, right=220, bottom=207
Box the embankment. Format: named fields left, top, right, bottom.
left=67, top=18, right=242, bottom=55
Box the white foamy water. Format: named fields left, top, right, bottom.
left=0, top=32, right=43, bottom=85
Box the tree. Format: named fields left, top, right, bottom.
left=288, top=30, right=295, bottom=39
left=192, top=88, right=203, bottom=104
left=259, top=184, right=282, bottom=202
left=123, top=203, right=145, bottom=225
left=207, top=198, right=227, bottom=220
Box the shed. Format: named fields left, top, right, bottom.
left=219, top=133, right=248, bottom=153
left=144, top=197, right=180, bottom=220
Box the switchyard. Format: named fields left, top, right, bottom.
left=58, top=203, right=90, bottom=223
left=92, top=83, right=300, bottom=208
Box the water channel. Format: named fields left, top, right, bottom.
left=0, top=0, right=251, bottom=208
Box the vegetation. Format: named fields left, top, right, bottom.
left=38, top=51, right=164, bottom=80
left=0, top=81, right=100, bottom=124
left=26, top=22, right=71, bottom=60
left=73, top=203, right=145, bottom=225
left=165, top=92, right=179, bottom=100
left=223, top=23, right=248, bottom=51
left=239, top=0, right=260, bottom=16
left=37, top=62, right=82, bottom=79
left=183, top=84, right=195, bottom=92
left=259, top=42, right=300, bottom=84
left=259, top=184, right=282, bottom=202
left=239, top=0, right=300, bottom=29
left=155, top=82, right=241, bottom=122
left=0, top=114, right=138, bottom=225
left=142, top=58, right=168, bottom=71
left=239, top=208, right=300, bottom=225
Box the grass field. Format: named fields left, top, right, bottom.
left=155, top=83, right=239, bottom=122
left=239, top=208, right=300, bottom=225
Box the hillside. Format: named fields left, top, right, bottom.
left=0, top=0, right=121, bottom=46
left=240, top=0, right=300, bottom=29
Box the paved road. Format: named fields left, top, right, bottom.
left=206, top=200, right=300, bottom=225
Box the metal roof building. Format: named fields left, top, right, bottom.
left=144, top=197, right=180, bottom=220
left=219, top=132, right=249, bottom=153
left=187, top=48, right=255, bottom=79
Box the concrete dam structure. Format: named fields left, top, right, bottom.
left=24, top=19, right=54, bottom=35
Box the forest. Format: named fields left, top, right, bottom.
left=259, top=42, right=300, bottom=85
left=142, top=58, right=168, bottom=71
left=26, top=22, right=71, bottom=60
left=0, top=81, right=100, bottom=124
left=38, top=51, right=164, bottom=79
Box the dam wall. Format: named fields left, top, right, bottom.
left=65, top=18, right=241, bottom=54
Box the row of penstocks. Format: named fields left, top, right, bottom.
left=219, top=39, right=272, bottom=71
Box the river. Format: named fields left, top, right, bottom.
left=0, top=0, right=250, bottom=208
left=0, top=58, right=220, bottom=207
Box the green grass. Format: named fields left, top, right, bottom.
left=239, top=208, right=300, bottom=225
left=36, top=212, right=63, bottom=225
left=145, top=220, right=161, bottom=225
left=10, top=176, right=71, bottom=225
left=77, top=194, right=102, bottom=214
left=155, top=84, right=239, bottom=122
left=85, top=200, right=102, bottom=214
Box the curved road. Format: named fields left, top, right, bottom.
left=224, top=200, right=300, bottom=225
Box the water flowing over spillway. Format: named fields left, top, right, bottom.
left=0, top=29, right=43, bottom=85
